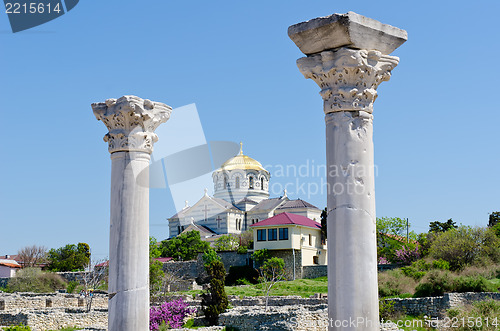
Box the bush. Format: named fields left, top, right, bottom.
left=66, top=281, right=79, bottom=294
left=225, top=265, right=259, bottom=286
left=444, top=300, right=500, bottom=331
left=4, top=326, right=31, bottom=331
left=414, top=270, right=454, bottom=297
left=379, top=300, right=395, bottom=321
left=236, top=246, right=247, bottom=254
left=393, top=245, right=420, bottom=265
left=429, top=226, right=500, bottom=271
left=7, top=268, right=66, bottom=293
left=453, top=275, right=497, bottom=293
left=378, top=268, right=417, bottom=297
left=149, top=298, right=196, bottom=331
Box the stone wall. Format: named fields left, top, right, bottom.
left=57, top=271, right=89, bottom=283
left=268, top=249, right=302, bottom=280
left=0, top=293, right=108, bottom=311
left=0, top=308, right=107, bottom=330
left=386, top=292, right=500, bottom=317
left=302, top=265, right=327, bottom=279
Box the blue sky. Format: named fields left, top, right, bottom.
left=0, top=1, right=499, bottom=261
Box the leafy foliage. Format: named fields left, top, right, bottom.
left=150, top=259, right=165, bottom=299
left=201, top=260, right=228, bottom=326
left=7, top=268, right=66, bottom=293
left=149, top=236, right=162, bottom=259
left=47, top=243, right=90, bottom=272
left=429, top=226, right=500, bottom=270
left=320, top=207, right=327, bottom=243
left=202, top=248, right=221, bottom=267
left=225, top=265, right=259, bottom=285
left=161, top=230, right=210, bottom=261
left=251, top=249, right=270, bottom=267
left=3, top=325, right=31, bottom=331
left=239, top=229, right=253, bottom=249
left=214, top=234, right=239, bottom=252
left=259, top=257, right=286, bottom=310
left=488, top=211, right=500, bottom=228
left=429, top=218, right=458, bottom=233
left=149, top=298, right=196, bottom=330
left=393, top=245, right=420, bottom=265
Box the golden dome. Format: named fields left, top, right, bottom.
left=219, top=142, right=267, bottom=172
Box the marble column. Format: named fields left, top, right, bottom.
left=92, top=95, right=172, bottom=331
left=289, top=12, right=407, bottom=330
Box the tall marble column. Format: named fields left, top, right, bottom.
left=92, top=95, right=172, bottom=331
left=289, top=12, right=407, bottom=330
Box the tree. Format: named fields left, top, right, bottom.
left=47, top=243, right=90, bottom=272
left=82, top=259, right=108, bottom=312
left=377, top=217, right=408, bottom=237
left=239, top=229, right=253, bottom=249
left=429, top=226, right=500, bottom=270
left=149, top=236, right=162, bottom=259
left=201, top=260, right=228, bottom=325
left=259, top=257, right=286, bottom=310
left=251, top=249, right=270, bottom=268
left=17, top=245, right=47, bottom=268
left=160, top=230, right=210, bottom=261
left=429, top=219, right=458, bottom=233
left=214, top=234, right=239, bottom=252
left=488, top=212, right=500, bottom=228
left=320, top=207, right=327, bottom=243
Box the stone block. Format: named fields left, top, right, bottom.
left=288, top=11, right=407, bottom=55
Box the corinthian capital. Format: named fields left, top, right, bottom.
left=92, top=95, right=172, bottom=154
left=297, top=48, right=399, bottom=114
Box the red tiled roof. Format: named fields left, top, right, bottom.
left=379, top=232, right=417, bottom=244
left=250, top=212, right=321, bottom=229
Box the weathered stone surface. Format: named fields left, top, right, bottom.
left=297, top=48, right=399, bottom=114
left=288, top=12, right=407, bottom=55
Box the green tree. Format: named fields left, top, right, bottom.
left=239, top=229, right=253, bottom=249
left=201, top=260, right=228, bottom=325
left=251, top=249, right=270, bottom=267
left=259, top=257, right=286, bottom=310
left=429, top=226, right=500, bottom=270
left=377, top=217, right=410, bottom=237
left=47, top=243, right=90, bottom=272
left=149, top=259, right=164, bottom=299
left=488, top=212, right=500, bottom=228
left=320, top=207, right=327, bottom=243
left=214, top=234, right=239, bottom=251
left=149, top=236, right=162, bottom=258
left=429, top=219, right=458, bottom=233
left=202, top=248, right=221, bottom=267
left=160, top=230, right=210, bottom=261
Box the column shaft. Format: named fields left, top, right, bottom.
left=108, top=151, right=150, bottom=331
left=326, top=111, right=378, bottom=330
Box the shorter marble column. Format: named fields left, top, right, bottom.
left=93, top=95, right=172, bottom=331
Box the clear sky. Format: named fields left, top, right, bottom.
left=1, top=1, right=499, bottom=261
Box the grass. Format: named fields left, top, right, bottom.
left=224, top=276, right=327, bottom=298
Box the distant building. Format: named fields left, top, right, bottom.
left=0, top=257, right=21, bottom=278
left=250, top=212, right=327, bottom=266
left=168, top=144, right=321, bottom=239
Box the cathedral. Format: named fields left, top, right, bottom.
left=168, top=144, right=321, bottom=238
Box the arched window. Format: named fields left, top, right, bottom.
left=224, top=176, right=228, bottom=188
left=235, top=177, right=240, bottom=189
left=249, top=177, right=254, bottom=189
left=261, top=178, right=264, bottom=190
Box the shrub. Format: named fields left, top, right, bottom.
left=8, top=268, right=66, bottom=293
left=214, top=234, right=239, bottom=252
left=66, top=281, right=79, bottom=294
left=432, top=259, right=450, bottom=270
left=4, top=326, right=31, bottom=331
left=149, top=298, right=196, bottom=331
left=414, top=270, right=454, bottom=297
left=236, top=246, right=247, bottom=254
left=201, top=260, right=228, bottom=325
left=429, top=226, right=500, bottom=271
left=453, top=275, right=497, bottom=293
left=393, top=245, right=420, bottom=265
left=444, top=300, right=500, bottom=331
left=378, top=268, right=416, bottom=297
left=379, top=300, right=395, bottom=321
left=226, top=265, right=259, bottom=286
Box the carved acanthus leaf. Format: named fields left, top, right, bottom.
left=297, top=48, right=399, bottom=114
left=92, top=95, right=172, bottom=154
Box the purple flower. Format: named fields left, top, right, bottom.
left=394, top=245, right=420, bottom=264
left=150, top=298, right=196, bottom=330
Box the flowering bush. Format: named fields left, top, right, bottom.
left=150, top=298, right=196, bottom=330
left=378, top=257, right=390, bottom=265
left=394, top=245, right=420, bottom=264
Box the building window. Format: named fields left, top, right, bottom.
left=279, top=228, right=288, bottom=240
left=249, top=177, right=254, bottom=189
left=177, top=226, right=181, bottom=234
left=257, top=229, right=266, bottom=241
left=261, top=178, right=264, bottom=190
left=313, top=256, right=319, bottom=265
left=235, top=177, right=240, bottom=189
left=308, top=234, right=312, bottom=246
left=224, top=176, right=228, bottom=188
left=268, top=228, right=277, bottom=241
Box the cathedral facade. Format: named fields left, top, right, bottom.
left=168, top=144, right=321, bottom=238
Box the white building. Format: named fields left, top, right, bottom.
left=0, top=258, right=21, bottom=278
left=168, top=144, right=321, bottom=238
